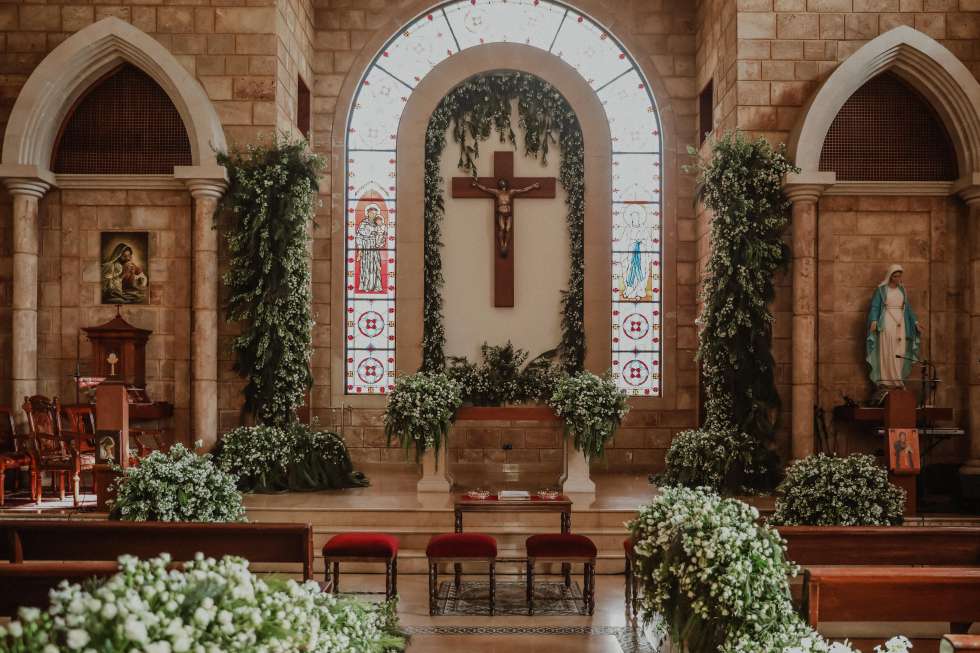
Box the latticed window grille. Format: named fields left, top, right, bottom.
left=52, top=63, right=192, bottom=175
left=819, top=71, right=957, bottom=181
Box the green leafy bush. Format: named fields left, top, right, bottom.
left=548, top=371, right=629, bottom=460
left=110, top=443, right=245, bottom=522
left=218, top=423, right=368, bottom=493
left=662, top=132, right=798, bottom=493
left=0, top=554, right=405, bottom=653
left=770, top=454, right=905, bottom=526
left=218, top=136, right=325, bottom=426
left=384, top=372, right=463, bottom=459
left=657, top=422, right=767, bottom=492
left=446, top=342, right=559, bottom=405
left=629, top=486, right=910, bottom=653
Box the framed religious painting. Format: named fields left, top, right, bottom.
left=887, top=428, right=920, bottom=475
left=100, top=232, right=149, bottom=305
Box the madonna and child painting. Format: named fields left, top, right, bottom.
left=101, top=232, right=149, bottom=305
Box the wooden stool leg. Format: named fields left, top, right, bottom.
left=428, top=561, right=437, bottom=616
left=587, top=562, right=596, bottom=616
left=564, top=561, right=571, bottom=588
left=527, top=558, right=535, bottom=616
left=489, top=560, right=495, bottom=617
left=624, top=557, right=632, bottom=618
left=385, top=559, right=392, bottom=601
left=391, top=557, right=398, bottom=598
left=324, top=558, right=332, bottom=592
left=454, top=562, right=461, bottom=593
left=332, top=561, right=340, bottom=593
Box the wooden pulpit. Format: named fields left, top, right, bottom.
left=884, top=389, right=919, bottom=516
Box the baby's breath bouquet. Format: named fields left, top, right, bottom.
left=109, top=443, right=245, bottom=523
left=0, top=554, right=405, bottom=653
left=629, top=486, right=910, bottom=653
left=384, top=372, right=463, bottom=460
left=219, top=423, right=368, bottom=493
left=770, top=454, right=905, bottom=526
left=548, top=371, right=629, bottom=460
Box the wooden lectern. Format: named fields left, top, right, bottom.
left=883, top=389, right=919, bottom=516
left=93, top=356, right=130, bottom=511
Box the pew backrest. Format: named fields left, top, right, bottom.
left=942, top=635, right=980, bottom=653
left=803, top=566, right=980, bottom=626
left=0, top=520, right=314, bottom=580
left=778, top=526, right=980, bottom=567
left=0, top=562, right=120, bottom=616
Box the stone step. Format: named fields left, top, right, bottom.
left=244, top=507, right=638, bottom=529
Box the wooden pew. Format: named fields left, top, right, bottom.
left=942, top=635, right=980, bottom=652
left=804, top=566, right=980, bottom=653
left=0, top=519, right=315, bottom=615
left=778, top=526, right=980, bottom=567
left=0, top=562, right=120, bottom=616
left=0, top=520, right=314, bottom=579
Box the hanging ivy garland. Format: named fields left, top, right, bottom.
left=421, top=71, right=585, bottom=373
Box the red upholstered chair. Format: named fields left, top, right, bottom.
left=426, top=533, right=497, bottom=616
left=624, top=537, right=638, bottom=618
left=526, top=533, right=597, bottom=616
left=322, top=533, right=399, bottom=600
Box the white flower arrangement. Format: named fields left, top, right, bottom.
left=218, top=423, right=368, bottom=492
left=628, top=486, right=911, bottom=653
left=110, top=443, right=246, bottom=523
left=0, top=554, right=405, bottom=653
left=384, top=372, right=463, bottom=459
left=770, top=454, right=905, bottom=526
left=548, top=371, right=629, bottom=460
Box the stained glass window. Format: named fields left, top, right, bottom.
left=344, top=0, right=664, bottom=396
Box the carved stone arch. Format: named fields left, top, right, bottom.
left=1, top=16, right=226, bottom=176
left=788, top=25, right=980, bottom=185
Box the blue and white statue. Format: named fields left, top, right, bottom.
left=866, top=263, right=921, bottom=389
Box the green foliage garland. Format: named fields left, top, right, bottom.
left=217, top=136, right=325, bottom=427
left=446, top=342, right=559, bottom=406
left=422, top=72, right=585, bottom=373
left=661, top=132, right=798, bottom=493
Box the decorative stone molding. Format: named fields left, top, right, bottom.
left=55, top=174, right=186, bottom=190
left=2, top=176, right=51, bottom=199
left=1, top=17, right=226, bottom=178
left=953, top=174, right=980, bottom=206
left=783, top=172, right=834, bottom=204
left=824, top=181, right=954, bottom=197
left=788, top=26, right=980, bottom=180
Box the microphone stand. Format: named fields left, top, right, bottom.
left=895, top=354, right=939, bottom=408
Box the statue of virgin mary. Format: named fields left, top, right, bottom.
left=866, top=263, right=921, bottom=388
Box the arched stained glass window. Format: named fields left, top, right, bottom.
left=344, top=0, right=664, bottom=397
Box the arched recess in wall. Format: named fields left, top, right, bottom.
left=1, top=16, right=226, bottom=181
left=333, top=0, right=672, bottom=404
left=788, top=25, right=980, bottom=190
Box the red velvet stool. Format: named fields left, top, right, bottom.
left=426, top=533, right=497, bottom=616
left=526, top=533, right=597, bottom=616
left=322, top=533, right=399, bottom=600
left=624, top=537, right=638, bottom=618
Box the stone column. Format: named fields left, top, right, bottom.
left=185, top=179, right=226, bottom=449
left=784, top=183, right=827, bottom=460
left=961, top=187, right=980, bottom=481
left=4, top=177, right=50, bottom=422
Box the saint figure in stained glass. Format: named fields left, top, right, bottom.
left=617, top=206, right=653, bottom=300
left=355, top=204, right=387, bottom=293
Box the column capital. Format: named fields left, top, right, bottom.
left=956, top=185, right=980, bottom=207
left=783, top=171, right=835, bottom=204
left=183, top=178, right=227, bottom=200
left=3, top=176, right=50, bottom=199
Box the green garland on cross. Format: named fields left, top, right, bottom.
left=421, top=72, right=585, bottom=373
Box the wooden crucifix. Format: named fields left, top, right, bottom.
left=451, top=151, right=556, bottom=307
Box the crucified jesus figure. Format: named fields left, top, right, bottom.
left=471, top=177, right=541, bottom=258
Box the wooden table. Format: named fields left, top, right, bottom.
left=453, top=493, right=572, bottom=533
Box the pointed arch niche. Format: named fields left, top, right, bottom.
left=0, top=17, right=228, bottom=445
left=783, top=26, right=980, bottom=467
left=332, top=0, right=675, bottom=406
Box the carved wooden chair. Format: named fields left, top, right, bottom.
left=61, top=404, right=164, bottom=460
left=22, top=395, right=95, bottom=506
left=0, top=406, right=34, bottom=506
